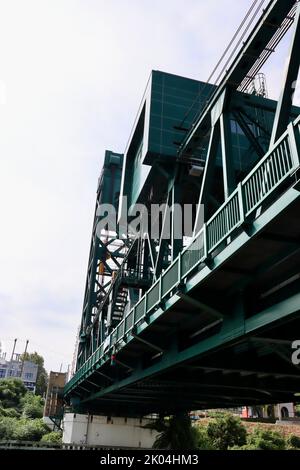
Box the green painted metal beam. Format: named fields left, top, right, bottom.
left=270, top=2, right=300, bottom=146
left=78, top=287, right=300, bottom=404
left=193, top=122, right=220, bottom=234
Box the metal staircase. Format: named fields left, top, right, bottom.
left=110, top=283, right=128, bottom=326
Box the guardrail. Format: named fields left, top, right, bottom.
left=65, top=117, right=300, bottom=396
left=0, top=440, right=141, bottom=450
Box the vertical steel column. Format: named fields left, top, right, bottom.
left=171, top=182, right=183, bottom=261
left=220, top=112, right=236, bottom=198
left=193, top=122, right=220, bottom=236
left=270, top=2, right=300, bottom=147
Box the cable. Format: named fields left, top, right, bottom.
left=187, top=0, right=267, bottom=127
left=179, top=0, right=266, bottom=129
left=238, top=3, right=297, bottom=92
left=211, top=0, right=266, bottom=87
left=179, top=1, right=298, bottom=155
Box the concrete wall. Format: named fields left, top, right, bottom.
left=62, top=413, right=158, bottom=448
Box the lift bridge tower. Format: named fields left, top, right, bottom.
left=63, top=0, right=300, bottom=446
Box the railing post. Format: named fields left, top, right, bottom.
left=159, top=276, right=162, bottom=303
left=203, top=223, right=208, bottom=259
left=144, top=294, right=148, bottom=319
left=237, top=182, right=245, bottom=224
left=288, top=122, right=300, bottom=169
left=178, top=253, right=182, bottom=284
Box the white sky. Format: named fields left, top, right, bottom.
left=0, top=0, right=294, bottom=372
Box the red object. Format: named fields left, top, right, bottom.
left=110, top=354, right=116, bottom=366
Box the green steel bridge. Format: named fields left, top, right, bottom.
left=64, top=0, right=300, bottom=416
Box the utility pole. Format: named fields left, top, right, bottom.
left=20, top=339, right=29, bottom=378
left=6, top=338, right=17, bottom=378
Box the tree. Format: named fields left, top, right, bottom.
left=20, top=352, right=48, bottom=396
left=0, top=378, right=27, bottom=409
left=207, top=413, right=247, bottom=450
left=146, top=413, right=198, bottom=450
left=195, top=425, right=216, bottom=450
left=21, top=392, right=44, bottom=419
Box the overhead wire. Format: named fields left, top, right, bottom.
left=178, top=0, right=298, bottom=155
left=179, top=0, right=267, bottom=129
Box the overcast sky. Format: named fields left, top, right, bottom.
left=0, top=0, right=293, bottom=372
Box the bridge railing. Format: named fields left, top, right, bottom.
left=65, top=116, right=300, bottom=395
left=207, top=188, right=241, bottom=254
left=243, top=124, right=295, bottom=216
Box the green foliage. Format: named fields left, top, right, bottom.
left=0, top=370, right=50, bottom=443
left=0, top=379, right=27, bottom=409
left=20, top=352, right=48, bottom=396
left=21, top=393, right=44, bottom=419
left=286, top=434, right=300, bottom=449
left=0, top=416, right=49, bottom=441
left=146, top=413, right=198, bottom=450
left=0, top=417, right=19, bottom=440
left=207, top=413, right=247, bottom=450
left=14, top=418, right=49, bottom=441
left=247, top=427, right=286, bottom=450
left=0, top=406, right=20, bottom=418
left=194, top=425, right=216, bottom=450
left=41, top=431, right=62, bottom=444
left=230, top=444, right=259, bottom=450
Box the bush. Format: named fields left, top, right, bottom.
left=0, top=407, right=20, bottom=418
left=0, top=417, right=19, bottom=440
left=41, top=431, right=62, bottom=444
left=207, top=414, right=247, bottom=450
left=287, top=434, right=300, bottom=449
left=230, top=444, right=259, bottom=450
left=21, top=393, right=44, bottom=419
left=22, top=403, right=43, bottom=419
left=14, top=419, right=49, bottom=442
left=247, top=427, right=286, bottom=450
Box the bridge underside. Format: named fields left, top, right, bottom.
left=69, top=176, right=300, bottom=416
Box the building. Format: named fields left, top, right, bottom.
left=43, top=371, right=67, bottom=430
left=0, top=356, right=38, bottom=392
left=242, top=403, right=296, bottom=421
